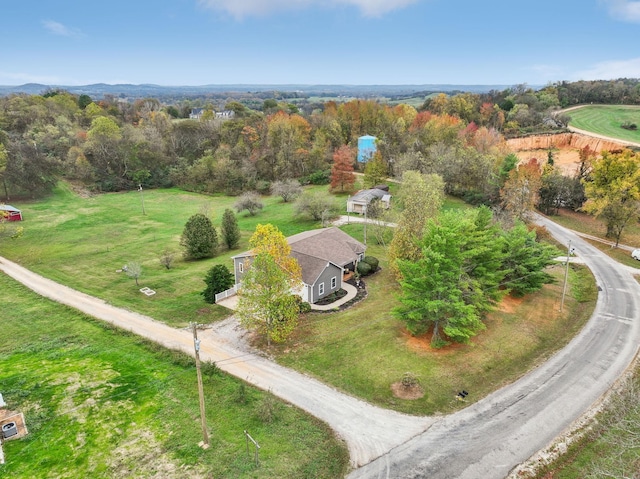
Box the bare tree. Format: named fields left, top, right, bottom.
left=159, top=248, right=175, bottom=270
left=271, top=179, right=302, bottom=202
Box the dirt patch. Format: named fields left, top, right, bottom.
left=68, top=182, right=95, bottom=198
left=514, top=148, right=582, bottom=176
left=401, top=329, right=466, bottom=355
left=390, top=382, right=425, bottom=400
left=498, top=295, right=524, bottom=314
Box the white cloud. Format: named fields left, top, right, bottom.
left=600, top=0, right=640, bottom=22
left=573, top=57, right=640, bottom=81
left=197, top=0, right=419, bottom=19
left=42, top=20, right=83, bottom=37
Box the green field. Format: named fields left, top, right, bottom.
left=568, top=105, right=640, bottom=143
left=273, top=224, right=597, bottom=415
left=0, top=273, right=349, bottom=478
left=1, top=185, right=597, bottom=417
left=0, top=183, right=331, bottom=328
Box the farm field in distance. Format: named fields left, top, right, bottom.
left=568, top=105, right=640, bottom=143
left=0, top=272, right=349, bottom=479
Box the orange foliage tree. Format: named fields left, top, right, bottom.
left=330, top=145, right=356, bottom=193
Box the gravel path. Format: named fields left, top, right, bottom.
left=0, top=255, right=434, bottom=469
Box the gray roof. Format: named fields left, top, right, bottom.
left=233, top=227, right=365, bottom=286
left=287, top=227, right=365, bottom=268
left=0, top=204, right=20, bottom=212
left=349, top=188, right=389, bottom=204
left=290, top=251, right=340, bottom=285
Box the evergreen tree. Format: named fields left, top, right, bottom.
left=180, top=213, right=218, bottom=259
left=501, top=222, right=557, bottom=297
left=220, top=208, right=240, bottom=250
left=202, top=264, right=235, bottom=303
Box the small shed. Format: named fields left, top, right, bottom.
left=347, top=189, right=391, bottom=214
left=357, top=135, right=377, bottom=163
left=0, top=205, right=22, bottom=221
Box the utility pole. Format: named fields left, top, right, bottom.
left=560, top=241, right=572, bottom=312
left=363, top=206, right=367, bottom=245
left=138, top=184, right=146, bottom=216
left=191, top=322, right=209, bottom=448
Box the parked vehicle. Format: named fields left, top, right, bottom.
left=632, top=249, right=640, bottom=260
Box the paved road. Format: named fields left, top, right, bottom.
left=3, top=215, right=640, bottom=478
left=347, top=215, right=640, bottom=478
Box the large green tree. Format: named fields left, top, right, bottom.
left=394, top=211, right=485, bottom=347
left=501, top=222, right=557, bottom=297
left=180, top=213, right=218, bottom=259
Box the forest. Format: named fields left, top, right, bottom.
left=0, top=78, right=638, bottom=205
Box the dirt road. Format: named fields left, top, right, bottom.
left=0, top=255, right=433, bottom=469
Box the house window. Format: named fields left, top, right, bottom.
left=319, top=282, right=325, bottom=296
left=239, top=261, right=244, bottom=273
left=331, top=276, right=337, bottom=289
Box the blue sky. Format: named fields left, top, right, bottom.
left=2, top=0, right=640, bottom=86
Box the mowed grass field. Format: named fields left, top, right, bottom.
left=0, top=273, right=349, bottom=479
left=273, top=224, right=597, bottom=415
left=0, top=183, right=331, bottom=328
left=568, top=105, right=640, bottom=143
left=2, top=184, right=597, bottom=417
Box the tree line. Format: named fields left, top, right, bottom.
left=1, top=79, right=633, bottom=203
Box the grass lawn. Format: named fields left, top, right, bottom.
left=568, top=105, right=640, bottom=143
left=0, top=183, right=330, bottom=328
left=0, top=272, right=349, bottom=479
left=272, top=225, right=597, bottom=415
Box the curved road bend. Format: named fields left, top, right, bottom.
left=0, top=255, right=433, bottom=469
left=348, top=215, right=640, bottom=478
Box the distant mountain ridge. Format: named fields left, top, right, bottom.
left=0, top=82, right=516, bottom=99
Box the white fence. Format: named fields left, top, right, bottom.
left=215, top=285, right=238, bottom=303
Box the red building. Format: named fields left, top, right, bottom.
left=0, top=205, right=22, bottom=221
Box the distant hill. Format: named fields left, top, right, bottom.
left=0, top=83, right=515, bottom=100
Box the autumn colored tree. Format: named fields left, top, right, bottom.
left=388, top=171, right=444, bottom=278
left=583, top=150, right=640, bottom=246
left=500, top=158, right=542, bottom=221
left=249, top=223, right=302, bottom=283
left=330, top=145, right=356, bottom=193
left=264, top=111, right=311, bottom=179
left=237, top=224, right=303, bottom=346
